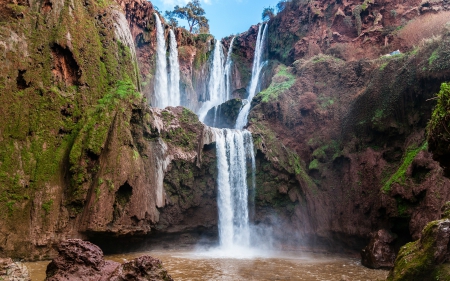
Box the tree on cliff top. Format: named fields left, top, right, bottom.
left=262, top=6, right=275, bottom=21
left=166, top=0, right=209, bottom=34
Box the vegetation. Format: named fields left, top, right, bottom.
left=382, top=142, right=428, bottom=193
left=166, top=0, right=209, bottom=33
left=258, top=65, right=296, bottom=102
left=262, top=7, right=275, bottom=21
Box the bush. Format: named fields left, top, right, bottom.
left=397, top=12, right=450, bottom=48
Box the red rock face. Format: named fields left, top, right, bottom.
left=45, top=239, right=173, bottom=281
left=361, top=229, right=397, bottom=269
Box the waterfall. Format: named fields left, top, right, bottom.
left=154, top=13, right=169, bottom=108
left=198, top=40, right=226, bottom=121
left=235, top=24, right=268, bottom=130
left=224, top=37, right=235, bottom=101
left=214, top=128, right=256, bottom=250
left=168, top=29, right=181, bottom=106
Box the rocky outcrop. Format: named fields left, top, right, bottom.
left=265, top=0, right=450, bottom=64
left=203, top=99, right=244, bottom=129
left=45, top=239, right=173, bottom=281
left=387, top=218, right=450, bottom=280
left=245, top=23, right=450, bottom=254
left=428, top=81, right=450, bottom=177
left=0, top=0, right=218, bottom=260
left=361, top=229, right=397, bottom=269
left=0, top=258, right=30, bottom=281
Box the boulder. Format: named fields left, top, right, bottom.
left=361, top=229, right=397, bottom=269
left=45, top=239, right=173, bottom=281
left=387, top=219, right=450, bottom=280
left=110, top=256, right=174, bottom=281
left=0, top=257, right=31, bottom=281
left=203, top=98, right=244, bottom=128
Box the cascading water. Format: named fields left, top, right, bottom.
left=214, top=128, right=256, bottom=251
left=168, top=29, right=181, bottom=107
left=198, top=40, right=226, bottom=121
left=235, top=24, right=268, bottom=130
left=224, top=37, right=235, bottom=101
left=153, top=13, right=169, bottom=108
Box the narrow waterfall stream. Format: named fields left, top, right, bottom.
left=153, top=14, right=181, bottom=108
left=235, top=23, right=268, bottom=130
left=168, top=29, right=181, bottom=106
left=224, top=37, right=235, bottom=100
left=198, top=40, right=226, bottom=121
left=153, top=13, right=169, bottom=108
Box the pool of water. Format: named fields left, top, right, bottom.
left=25, top=250, right=388, bottom=281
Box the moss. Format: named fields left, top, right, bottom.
left=309, top=159, right=320, bottom=170
left=429, top=50, right=439, bottom=66
left=388, top=218, right=450, bottom=280
left=258, top=65, right=296, bottom=103
left=42, top=199, right=53, bottom=215
left=382, top=142, right=428, bottom=193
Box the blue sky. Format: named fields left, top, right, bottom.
left=151, top=0, right=281, bottom=39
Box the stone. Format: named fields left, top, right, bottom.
left=0, top=258, right=31, bottom=281
left=45, top=239, right=173, bottom=281
left=361, top=229, right=397, bottom=269
left=387, top=219, right=450, bottom=280
left=110, top=256, right=174, bottom=281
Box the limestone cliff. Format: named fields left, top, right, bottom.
left=0, top=0, right=217, bottom=259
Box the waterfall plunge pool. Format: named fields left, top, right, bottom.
left=25, top=249, right=388, bottom=281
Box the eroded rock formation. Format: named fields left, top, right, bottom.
left=45, top=239, right=173, bottom=281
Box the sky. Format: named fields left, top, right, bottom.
left=151, top=0, right=281, bottom=39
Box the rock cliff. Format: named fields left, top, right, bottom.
left=1, top=0, right=450, bottom=267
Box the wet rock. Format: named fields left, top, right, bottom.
left=204, top=98, right=244, bottom=129
left=45, top=239, right=120, bottom=281
left=361, top=229, right=397, bottom=269
left=45, top=239, right=173, bottom=281
left=0, top=258, right=31, bottom=281
left=111, top=256, right=174, bottom=281
left=387, top=218, right=450, bottom=280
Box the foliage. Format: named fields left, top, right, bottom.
left=276, top=1, right=288, bottom=13
left=166, top=0, right=209, bottom=33
left=427, top=82, right=450, bottom=153
left=164, top=10, right=178, bottom=28
left=262, top=7, right=275, bottom=21
left=258, top=65, right=296, bottom=102
left=382, top=142, right=428, bottom=193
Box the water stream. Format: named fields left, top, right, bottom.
left=198, top=40, right=226, bottom=121
left=168, top=29, right=181, bottom=106
left=224, top=37, right=235, bottom=101
left=153, top=13, right=169, bottom=108
left=214, top=129, right=255, bottom=251
left=235, top=23, right=268, bottom=130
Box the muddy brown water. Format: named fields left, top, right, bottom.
left=25, top=250, right=388, bottom=281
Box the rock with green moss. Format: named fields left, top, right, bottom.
left=428, top=82, right=450, bottom=177
left=387, top=218, right=450, bottom=280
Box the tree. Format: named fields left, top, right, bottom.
left=164, top=11, right=178, bottom=28
left=166, top=0, right=209, bottom=34
left=262, top=7, right=275, bottom=21
left=276, top=1, right=287, bottom=13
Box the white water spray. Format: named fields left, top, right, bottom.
left=235, top=24, right=268, bottom=130
left=214, top=129, right=256, bottom=252
left=154, top=14, right=169, bottom=108
left=168, top=29, right=181, bottom=106
left=198, top=40, right=226, bottom=121
left=224, top=37, right=235, bottom=101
